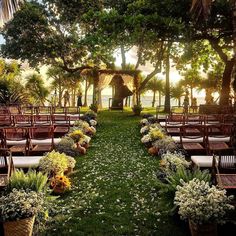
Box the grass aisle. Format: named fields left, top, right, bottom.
left=43, top=111, right=188, bottom=236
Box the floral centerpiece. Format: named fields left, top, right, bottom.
left=39, top=150, right=76, bottom=176
left=0, top=189, right=44, bottom=236
left=149, top=127, right=165, bottom=141
left=159, top=151, right=190, bottom=173
left=140, top=125, right=150, bottom=135
left=153, top=137, right=178, bottom=155
left=68, top=129, right=85, bottom=143
left=140, top=118, right=149, bottom=126
left=77, top=134, right=91, bottom=149
left=51, top=175, right=71, bottom=194
left=141, top=134, right=152, bottom=146
left=174, top=178, right=234, bottom=236
left=89, top=119, right=97, bottom=126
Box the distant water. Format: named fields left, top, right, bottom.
left=85, top=95, right=206, bottom=108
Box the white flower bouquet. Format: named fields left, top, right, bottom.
left=160, top=151, right=190, bottom=173
left=174, top=178, right=234, bottom=225
left=141, top=134, right=151, bottom=144
left=89, top=119, right=97, bottom=126
left=140, top=118, right=149, bottom=126
left=0, top=189, right=44, bottom=222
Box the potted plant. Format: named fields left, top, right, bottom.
left=89, top=103, right=98, bottom=113
left=132, top=104, right=142, bottom=115
left=174, top=178, right=234, bottom=236
left=50, top=175, right=71, bottom=194
left=0, top=188, right=44, bottom=236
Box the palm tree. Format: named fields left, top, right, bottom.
left=197, top=71, right=221, bottom=104
left=25, top=73, right=49, bottom=105
left=180, top=69, right=202, bottom=106
left=0, top=0, right=23, bottom=25
left=171, top=82, right=185, bottom=107
left=145, top=77, right=164, bottom=107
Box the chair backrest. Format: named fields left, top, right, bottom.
left=185, top=115, right=203, bottom=125
left=167, top=114, right=185, bottom=125
left=0, top=115, right=12, bottom=127
left=180, top=124, right=205, bottom=144
left=14, top=114, right=32, bottom=127
left=29, top=126, right=54, bottom=140
left=52, top=115, right=70, bottom=125
left=33, top=115, right=52, bottom=126
left=4, top=127, right=28, bottom=141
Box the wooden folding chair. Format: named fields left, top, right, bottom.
left=0, top=114, right=13, bottom=127
left=165, top=114, right=185, bottom=136
left=206, top=124, right=232, bottom=155
left=3, top=127, right=29, bottom=155
left=29, top=126, right=54, bottom=154
left=212, top=155, right=236, bottom=190
left=0, top=149, right=14, bottom=188
left=180, top=124, right=205, bottom=155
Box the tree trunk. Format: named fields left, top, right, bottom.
left=121, top=44, right=126, bottom=69
left=159, top=91, right=161, bottom=107
left=124, top=97, right=128, bottom=106
left=178, top=97, right=181, bottom=107
left=58, top=84, right=63, bottom=107
left=152, top=91, right=156, bottom=107
left=190, top=87, right=193, bottom=106
left=164, top=44, right=171, bottom=113
left=83, top=79, right=90, bottom=107
left=219, top=59, right=234, bottom=106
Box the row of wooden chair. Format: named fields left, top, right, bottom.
left=0, top=105, right=80, bottom=115
left=0, top=114, right=79, bottom=127
left=0, top=126, right=63, bottom=156
left=170, top=124, right=233, bottom=155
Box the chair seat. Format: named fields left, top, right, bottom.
left=216, top=174, right=236, bottom=189
left=185, top=128, right=201, bottom=135
left=208, top=142, right=229, bottom=150
left=183, top=143, right=204, bottom=150
left=9, top=145, right=26, bottom=153
left=32, top=144, right=52, bottom=152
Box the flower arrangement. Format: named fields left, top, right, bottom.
left=140, top=125, right=150, bottom=135
left=74, top=120, right=90, bottom=130
left=89, top=119, right=97, bottom=126
left=141, top=134, right=151, bottom=144
left=160, top=151, right=190, bottom=173
left=153, top=136, right=178, bottom=155
left=68, top=129, right=85, bottom=143
left=84, top=126, right=96, bottom=136
left=132, top=104, right=142, bottom=115
left=39, top=150, right=75, bottom=176
left=140, top=118, right=149, bottom=126
left=0, top=188, right=44, bottom=222
left=51, top=175, right=71, bottom=194
left=149, top=127, right=165, bottom=141
left=78, top=134, right=91, bottom=146
left=67, top=155, right=76, bottom=169
left=55, top=136, right=81, bottom=157
left=89, top=103, right=98, bottom=113
left=174, top=178, right=234, bottom=225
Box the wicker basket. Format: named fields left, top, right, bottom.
left=3, top=216, right=35, bottom=236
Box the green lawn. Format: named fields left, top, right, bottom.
left=41, top=111, right=189, bottom=236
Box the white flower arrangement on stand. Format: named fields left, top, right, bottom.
left=174, top=178, right=234, bottom=225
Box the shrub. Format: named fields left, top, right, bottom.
left=132, top=104, right=142, bottom=115
left=149, top=127, right=165, bottom=141
left=9, top=170, right=48, bottom=193
left=68, top=129, right=85, bottom=143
